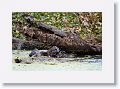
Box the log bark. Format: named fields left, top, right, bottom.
left=22, top=14, right=67, bottom=37
left=13, top=14, right=102, bottom=55
left=12, top=37, right=102, bottom=55
left=12, top=37, right=47, bottom=50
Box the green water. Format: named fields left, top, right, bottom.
left=12, top=50, right=102, bottom=71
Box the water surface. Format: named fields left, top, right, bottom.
left=12, top=50, right=102, bottom=71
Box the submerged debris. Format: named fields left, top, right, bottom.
left=14, top=57, right=22, bottom=63
left=79, top=59, right=102, bottom=63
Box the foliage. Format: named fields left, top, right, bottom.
left=12, top=12, right=102, bottom=44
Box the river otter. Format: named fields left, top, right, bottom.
left=29, top=48, right=48, bottom=57
left=29, top=48, right=39, bottom=57
left=47, top=46, right=60, bottom=57
left=29, top=46, right=60, bottom=58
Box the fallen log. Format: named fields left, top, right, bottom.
left=13, top=27, right=102, bottom=55
left=12, top=37, right=48, bottom=50
left=13, top=14, right=102, bottom=55
left=22, top=14, right=67, bottom=38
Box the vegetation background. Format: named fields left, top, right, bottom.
left=12, top=12, right=102, bottom=45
